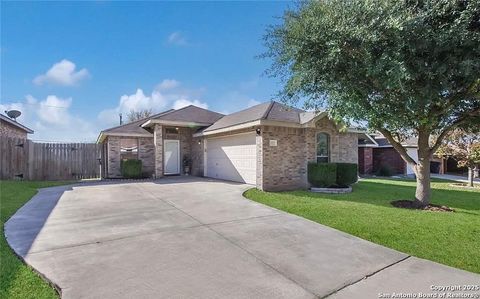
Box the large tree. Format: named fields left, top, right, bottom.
left=264, top=0, right=480, bottom=207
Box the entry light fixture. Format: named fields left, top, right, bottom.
left=256, top=128, right=261, bottom=135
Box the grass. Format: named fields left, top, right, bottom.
left=244, top=178, right=480, bottom=274
left=1, top=180, right=73, bottom=299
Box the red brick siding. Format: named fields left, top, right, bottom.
left=373, top=148, right=406, bottom=175
left=358, top=147, right=373, bottom=174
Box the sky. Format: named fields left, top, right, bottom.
left=1, top=1, right=292, bottom=142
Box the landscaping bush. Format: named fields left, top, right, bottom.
left=308, top=163, right=337, bottom=187
left=336, top=163, right=358, bottom=186
left=376, top=165, right=393, bottom=177
left=121, top=159, right=143, bottom=178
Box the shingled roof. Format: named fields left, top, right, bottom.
left=101, top=109, right=174, bottom=136
left=98, top=101, right=337, bottom=142
left=98, top=105, right=224, bottom=142
left=151, top=105, right=224, bottom=124
left=203, top=101, right=307, bottom=132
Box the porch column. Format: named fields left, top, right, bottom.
left=154, top=124, right=163, bottom=178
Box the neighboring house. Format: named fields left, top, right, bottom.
left=97, top=101, right=359, bottom=191
left=0, top=114, right=34, bottom=139
left=358, top=134, right=444, bottom=176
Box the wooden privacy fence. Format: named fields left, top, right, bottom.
left=0, top=137, right=102, bottom=180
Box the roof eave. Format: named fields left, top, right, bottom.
left=141, top=119, right=213, bottom=128
left=0, top=116, right=34, bottom=133
left=96, top=132, right=153, bottom=144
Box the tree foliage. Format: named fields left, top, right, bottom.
left=265, top=0, right=479, bottom=135
left=127, top=109, right=153, bottom=122
left=264, top=0, right=480, bottom=205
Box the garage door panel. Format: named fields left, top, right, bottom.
left=206, top=133, right=257, bottom=185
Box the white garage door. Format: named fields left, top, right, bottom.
left=205, top=133, right=257, bottom=185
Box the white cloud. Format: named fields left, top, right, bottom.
left=173, top=99, right=208, bottom=110
left=156, top=79, right=180, bottom=91
left=0, top=95, right=98, bottom=142
left=98, top=79, right=208, bottom=127
left=36, top=95, right=72, bottom=125
left=97, top=89, right=169, bottom=125
left=167, top=31, right=188, bottom=46
left=33, top=59, right=89, bottom=86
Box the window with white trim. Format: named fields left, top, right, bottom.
left=316, top=132, right=330, bottom=163
left=120, top=138, right=138, bottom=160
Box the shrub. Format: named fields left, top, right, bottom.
left=376, top=165, right=393, bottom=177
left=308, top=163, right=337, bottom=187
left=336, top=163, right=358, bottom=186
left=121, top=159, right=142, bottom=178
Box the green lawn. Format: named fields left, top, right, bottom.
left=244, top=178, right=480, bottom=273
left=1, top=180, right=73, bottom=299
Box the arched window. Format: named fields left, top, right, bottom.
left=316, top=133, right=330, bottom=163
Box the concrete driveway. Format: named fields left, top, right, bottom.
left=5, top=177, right=479, bottom=299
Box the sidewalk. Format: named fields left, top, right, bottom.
left=432, top=173, right=480, bottom=184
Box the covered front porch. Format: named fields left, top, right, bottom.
left=102, top=123, right=204, bottom=179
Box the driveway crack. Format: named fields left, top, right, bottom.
left=322, top=255, right=411, bottom=298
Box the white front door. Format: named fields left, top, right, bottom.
left=164, top=140, right=180, bottom=175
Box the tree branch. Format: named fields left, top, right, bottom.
left=377, top=128, right=417, bottom=165
left=430, top=107, right=480, bottom=154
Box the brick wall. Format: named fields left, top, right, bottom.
left=138, top=137, right=155, bottom=177
left=372, top=147, right=405, bottom=175
left=260, top=117, right=358, bottom=191
left=191, top=137, right=204, bottom=176
left=305, top=117, right=358, bottom=164
left=106, top=136, right=121, bottom=177
left=105, top=136, right=155, bottom=178
left=154, top=124, right=163, bottom=177
left=358, top=147, right=373, bottom=174
left=0, top=120, right=28, bottom=139
left=261, top=126, right=308, bottom=191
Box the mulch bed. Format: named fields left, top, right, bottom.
left=391, top=200, right=454, bottom=212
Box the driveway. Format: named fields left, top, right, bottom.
left=5, top=177, right=479, bottom=299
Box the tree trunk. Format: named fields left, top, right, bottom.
left=414, top=157, right=431, bottom=207
left=413, top=130, right=432, bottom=207
left=468, top=167, right=474, bottom=187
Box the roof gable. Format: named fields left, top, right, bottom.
left=0, top=114, right=34, bottom=134
left=265, top=102, right=304, bottom=123
left=204, top=102, right=272, bottom=132
left=152, top=105, right=223, bottom=124
left=203, top=101, right=308, bottom=132
left=98, top=106, right=224, bottom=142
left=102, top=109, right=174, bottom=135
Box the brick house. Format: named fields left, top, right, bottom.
left=97, top=101, right=359, bottom=191
left=358, top=134, right=445, bottom=176
left=0, top=114, right=34, bottom=139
